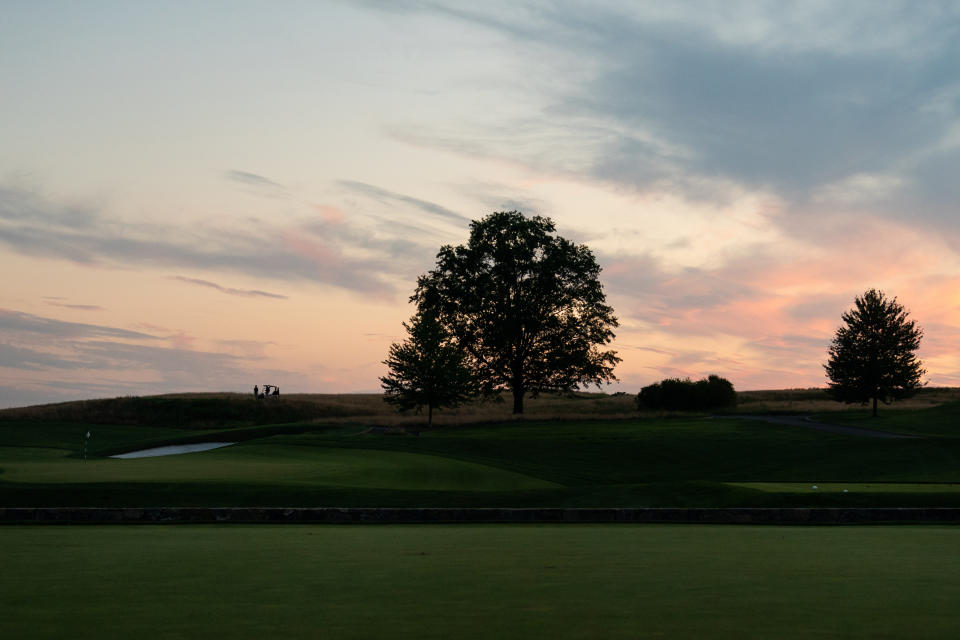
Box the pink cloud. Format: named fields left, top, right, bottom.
left=167, top=331, right=196, bottom=350
left=609, top=218, right=960, bottom=389
left=310, top=204, right=346, bottom=225
left=132, top=322, right=169, bottom=333
left=282, top=232, right=342, bottom=267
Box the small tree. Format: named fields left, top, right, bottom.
left=414, top=211, right=620, bottom=414
left=380, top=310, right=478, bottom=426
left=824, top=289, right=925, bottom=417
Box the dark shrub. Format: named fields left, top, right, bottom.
left=637, top=375, right=737, bottom=411
left=701, top=374, right=736, bottom=409
left=637, top=380, right=665, bottom=409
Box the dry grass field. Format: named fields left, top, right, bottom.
left=0, top=391, right=638, bottom=427
left=3, top=387, right=960, bottom=428
left=733, top=387, right=960, bottom=414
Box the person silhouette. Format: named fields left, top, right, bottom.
left=254, top=385, right=259, bottom=399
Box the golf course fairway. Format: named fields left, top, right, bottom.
left=4, top=524, right=959, bottom=639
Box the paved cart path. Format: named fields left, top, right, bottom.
left=732, top=414, right=914, bottom=439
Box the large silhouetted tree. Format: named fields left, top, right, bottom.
left=413, top=211, right=620, bottom=414
left=824, top=289, right=924, bottom=417
left=380, top=310, right=478, bottom=426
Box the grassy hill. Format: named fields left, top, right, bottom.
left=4, top=390, right=960, bottom=509
left=0, top=393, right=385, bottom=428
left=815, top=399, right=960, bottom=437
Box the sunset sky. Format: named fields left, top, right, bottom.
left=3, top=1, right=960, bottom=408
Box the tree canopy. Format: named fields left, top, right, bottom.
left=380, top=309, right=478, bottom=426
left=824, top=288, right=925, bottom=417
left=413, top=211, right=620, bottom=414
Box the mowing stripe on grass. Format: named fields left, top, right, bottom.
left=6, top=507, right=960, bottom=524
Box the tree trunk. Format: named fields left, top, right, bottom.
left=512, top=387, right=524, bottom=414
left=872, top=396, right=877, bottom=418
left=428, top=403, right=433, bottom=427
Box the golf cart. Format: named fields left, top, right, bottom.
left=255, top=384, right=280, bottom=400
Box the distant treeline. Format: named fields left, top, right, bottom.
left=637, top=375, right=737, bottom=411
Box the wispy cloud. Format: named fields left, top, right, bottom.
left=224, top=170, right=289, bottom=196
left=0, top=185, right=97, bottom=229
left=456, top=181, right=549, bottom=217
left=367, top=2, right=960, bottom=229
left=0, top=308, right=305, bottom=408
left=338, top=180, right=470, bottom=224
left=0, top=308, right=158, bottom=340
left=76, top=340, right=241, bottom=376
left=171, top=276, right=288, bottom=300
left=42, top=297, right=104, bottom=311
left=0, top=184, right=403, bottom=296
left=0, top=343, right=88, bottom=371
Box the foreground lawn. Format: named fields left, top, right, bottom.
left=3, top=524, right=960, bottom=640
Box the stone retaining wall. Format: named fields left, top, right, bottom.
left=4, top=507, right=960, bottom=524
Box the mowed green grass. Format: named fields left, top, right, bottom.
left=5, top=402, right=960, bottom=507
left=4, top=524, right=960, bottom=640
left=0, top=443, right=557, bottom=491
left=815, top=401, right=960, bottom=437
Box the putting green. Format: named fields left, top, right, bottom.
left=0, top=442, right=558, bottom=491
left=4, top=524, right=960, bottom=640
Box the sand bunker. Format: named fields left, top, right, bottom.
left=111, top=442, right=236, bottom=459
